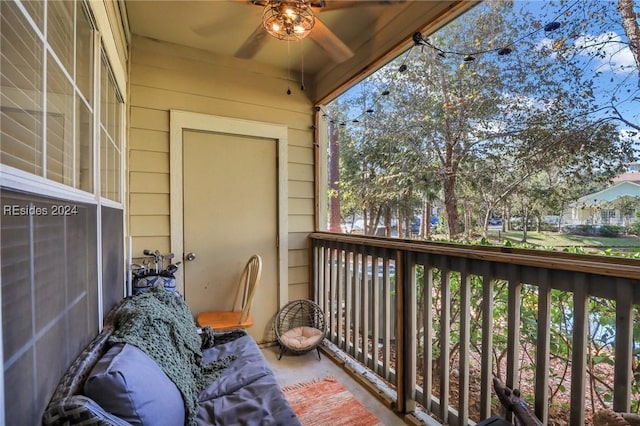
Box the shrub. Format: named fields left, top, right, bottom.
left=598, top=224, right=622, bottom=237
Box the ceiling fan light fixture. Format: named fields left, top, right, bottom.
left=263, top=0, right=315, bottom=41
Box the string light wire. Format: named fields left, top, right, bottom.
left=318, top=0, right=581, bottom=125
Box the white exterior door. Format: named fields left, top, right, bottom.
left=182, top=130, right=277, bottom=340
left=170, top=111, right=289, bottom=342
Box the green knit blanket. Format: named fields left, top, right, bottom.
left=109, top=288, right=236, bottom=426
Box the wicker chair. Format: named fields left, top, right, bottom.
left=274, top=299, right=326, bottom=360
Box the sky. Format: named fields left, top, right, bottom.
left=330, top=0, right=640, bottom=157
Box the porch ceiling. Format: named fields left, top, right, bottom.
left=123, top=0, right=474, bottom=103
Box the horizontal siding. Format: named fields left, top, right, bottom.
left=288, top=232, right=310, bottom=251
left=288, top=265, right=309, bottom=285
left=288, top=282, right=310, bottom=302
left=289, top=215, right=314, bottom=233
left=289, top=163, right=314, bottom=181
left=129, top=151, right=168, bottom=173
left=288, top=128, right=315, bottom=147
left=128, top=35, right=314, bottom=302
left=289, top=145, right=313, bottom=164
left=129, top=128, right=169, bottom=152
left=131, top=85, right=313, bottom=131
left=131, top=236, right=170, bottom=258
left=289, top=198, right=314, bottom=215
left=129, top=172, right=169, bottom=194
left=130, top=107, right=169, bottom=132
left=289, top=181, right=314, bottom=198
left=288, top=248, right=308, bottom=268
left=129, top=215, right=170, bottom=236
left=129, top=193, right=170, bottom=215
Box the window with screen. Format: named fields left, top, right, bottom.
left=100, top=55, right=123, bottom=202
left=0, top=0, right=121, bottom=198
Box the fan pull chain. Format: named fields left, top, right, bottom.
left=287, top=38, right=292, bottom=95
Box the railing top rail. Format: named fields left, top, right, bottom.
left=310, top=232, right=640, bottom=280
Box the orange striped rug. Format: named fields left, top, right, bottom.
left=282, top=376, right=384, bottom=426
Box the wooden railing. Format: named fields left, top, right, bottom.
left=310, top=232, right=640, bottom=426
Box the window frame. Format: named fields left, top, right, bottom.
left=0, top=0, right=126, bottom=208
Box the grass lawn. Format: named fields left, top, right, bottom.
left=485, top=230, right=640, bottom=251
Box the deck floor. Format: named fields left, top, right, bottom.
left=261, top=344, right=405, bottom=425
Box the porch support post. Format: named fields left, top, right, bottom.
left=396, top=250, right=416, bottom=414
left=569, top=273, right=588, bottom=426
left=613, top=278, right=633, bottom=412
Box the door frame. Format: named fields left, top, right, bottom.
left=169, top=110, right=289, bottom=308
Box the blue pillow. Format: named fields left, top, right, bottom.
left=84, top=343, right=185, bottom=425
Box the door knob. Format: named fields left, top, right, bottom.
left=185, top=252, right=197, bottom=261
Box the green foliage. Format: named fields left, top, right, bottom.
left=599, top=224, right=623, bottom=237
left=411, top=237, right=640, bottom=418
left=330, top=0, right=636, bottom=241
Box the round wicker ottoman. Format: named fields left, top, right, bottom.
left=275, top=299, right=326, bottom=360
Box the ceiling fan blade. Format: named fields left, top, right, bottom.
left=192, top=21, right=223, bottom=37
left=316, top=0, right=406, bottom=12
left=308, top=18, right=354, bottom=63
left=235, top=24, right=270, bottom=59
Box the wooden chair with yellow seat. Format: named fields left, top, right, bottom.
left=196, top=254, right=262, bottom=331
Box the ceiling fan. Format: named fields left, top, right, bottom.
left=233, top=0, right=402, bottom=64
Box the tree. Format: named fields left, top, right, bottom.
left=328, top=0, right=637, bottom=239
left=618, top=0, right=640, bottom=90
left=393, top=1, right=630, bottom=237
left=328, top=117, right=342, bottom=232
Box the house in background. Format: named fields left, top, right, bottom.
left=564, top=163, right=640, bottom=227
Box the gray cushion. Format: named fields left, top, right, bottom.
left=84, top=343, right=185, bottom=425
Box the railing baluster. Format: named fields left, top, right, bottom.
left=439, top=259, right=451, bottom=424
left=323, top=245, right=330, bottom=339
left=337, top=249, right=345, bottom=350
left=371, top=252, right=381, bottom=371
left=506, top=265, right=522, bottom=423
left=614, top=278, right=634, bottom=412
left=480, top=264, right=493, bottom=419
left=329, top=246, right=337, bottom=342
left=345, top=248, right=353, bottom=354
left=362, top=253, right=370, bottom=367
left=353, top=249, right=361, bottom=359
left=570, top=273, right=588, bottom=426
left=458, top=262, right=471, bottom=426
left=383, top=252, right=391, bottom=381
left=396, top=250, right=406, bottom=412
left=314, top=242, right=323, bottom=307
left=535, top=272, right=551, bottom=424
left=422, top=254, right=434, bottom=413
left=358, top=246, right=367, bottom=364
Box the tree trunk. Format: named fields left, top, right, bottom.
left=444, top=172, right=460, bottom=237
left=424, top=198, right=432, bottom=239
left=438, top=58, right=461, bottom=238
left=522, top=207, right=529, bottom=242
left=328, top=121, right=342, bottom=232
left=618, top=0, right=640, bottom=85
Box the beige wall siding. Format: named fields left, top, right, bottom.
left=128, top=35, right=314, bottom=301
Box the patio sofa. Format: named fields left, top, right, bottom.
left=42, top=288, right=300, bottom=425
